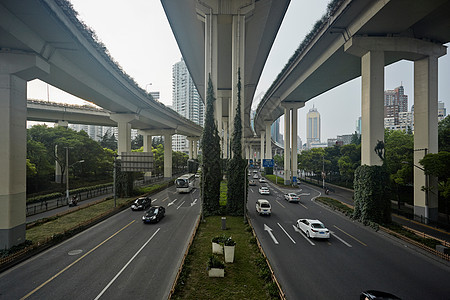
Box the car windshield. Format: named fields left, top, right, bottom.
left=147, top=207, right=158, bottom=214
left=262, top=187, right=268, bottom=190
left=311, top=223, right=325, bottom=229
left=261, top=203, right=270, bottom=208
left=136, top=198, right=145, bottom=204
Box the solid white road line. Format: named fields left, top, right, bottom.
left=177, top=201, right=185, bottom=210
left=94, top=228, right=160, bottom=300
left=293, top=225, right=315, bottom=246
left=330, top=232, right=352, bottom=247
left=277, top=223, right=296, bottom=244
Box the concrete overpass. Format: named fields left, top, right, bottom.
left=0, top=0, right=202, bottom=248
left=253, top=0, right=450, bottom=221
left=161, top=0, right=290, bottom=159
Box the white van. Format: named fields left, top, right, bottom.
left=256, top=199, right=271, bottom=216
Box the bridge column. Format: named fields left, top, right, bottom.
left=283, top=105, right=291, bottom=185
left=193, top=138, right=199, bottom=159
left=139, top=130, right=153, bottom=180
left=282, top=103, right=304, bottom=185
left=265, top=121, right=272, bottom=160
left=260, top=131, right=265, bottom=168
left=110, top=113, right=138, bottom=155
left=186, top=137, right=195, bottom=160
left=0, top=53, right=49, bottom=248
left=54, top=121, right=69, bottom=183
left=163, top=130, right=175, bottom=179
left=223, top=117, right=229, bottom=159
left=413, top=56, right=439, bottom=221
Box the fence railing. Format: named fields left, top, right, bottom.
left=26, top=185, right=113, bottom=216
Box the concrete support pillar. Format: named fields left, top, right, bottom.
left=204, top=9, right=218, bottom=117
left=163, top=131, right=174, bottom=179
left=110, top=113, right=138, bottom=155
left=265, top=122, right=272, bottom=159
left=283, top=106, right=291, bottom=185
left=139, top=131, right=153, bottom=180
left=360, top=51, right=385, bottom=166
left=193, top=138, right=199, bottom=159
left=413, top=56, right=439, bottom=221
left=55, top=144, right=63, bottom=183
left=260, top=131, right=265, bottom=163
left=291, top=106, right=299, bottom=182
left=223, top=118, right=229, bottom=159
left=0, top=53, right=49, bottom=249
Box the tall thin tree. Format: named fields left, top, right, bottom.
left=200, top=75, right=221, bottom=216
left=227, top=68, right=247, bottom=215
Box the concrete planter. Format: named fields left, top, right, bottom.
left=212, top=242, right=223, bottom=254
left=208, top=268, right=225, bottom=277
left=224, top=245, right=235, bottom=263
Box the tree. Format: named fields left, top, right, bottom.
left=99, top=130, right=117, bottom=151
left=338, top=144, right=360, bottom=186
left=227, top=68, right=247, bottom=216
left=438, top=115, right=450, bottom=152
left=131, top=134, right=143, bottom=150
left=200, top=75, right=221, bottom=216
left=420, top=152, right=450, bottom=211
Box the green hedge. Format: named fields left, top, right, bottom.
left=26, top=183, right=113, bottom=204
left=353, top=165, right=391, bottom=224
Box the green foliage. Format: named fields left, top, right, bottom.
left=438, top=115, right=450, bottom=152
left=227, top=68, right=247, bottom=215
left=98, top=130, right=117, bottom=151
left=207, top=254, right=225, bottom=269
left=420, top=151, right=450, bottom=200
left=201, top=75, right=221, bottom=216
left=353, top=165, right=391, bottom=224
left=187, top=159, right=199, bottom=174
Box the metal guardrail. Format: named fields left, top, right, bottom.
left=402, top=225, right=450, bottom=248
left=379, top=225, right=450, bottom=262
left=26, top=186, right=113, bottom=216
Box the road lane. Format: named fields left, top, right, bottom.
left=0, top=185, right=201, bottom=299
left=247, top=176, right=450, bottom=299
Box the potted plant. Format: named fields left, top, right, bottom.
left=211, top=236, right=226, bottom=254
left=224, top=237, right=236, bottom=263
left=207, top=254, right=225, bottom=277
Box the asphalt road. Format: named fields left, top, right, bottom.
left=0, top=184, right=201, bottom=300
left=248, top=172, right=450, bottom=299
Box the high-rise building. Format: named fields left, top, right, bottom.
left=438, top=101, right=447, bottom=122
left=306, top=106, right=321, bottom=148
left=271, top=118, right=282, bottom=144
left=171, top=58, right=204, bottom=152
left=384, top=85, right=408, bottom=125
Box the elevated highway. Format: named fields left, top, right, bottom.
left=0, top=0, right=201, bottom=248
left=252, top=0, right=449, bottom=220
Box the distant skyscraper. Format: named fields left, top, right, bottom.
left=171, top=58, right=204, bottom=152
left=384, top=85, right=408, bottom=125
left=306, top=106, right=321, bottom=147
left=438, top=101, right=447, bottom=122
left=271, top=118, right=281, bottom=144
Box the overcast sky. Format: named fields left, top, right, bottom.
left=27, top=0, right=450, bottom=142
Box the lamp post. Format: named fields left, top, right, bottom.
left=402, top=150, right=429, bottom=222
left=65, top=147, right=84, bottom=203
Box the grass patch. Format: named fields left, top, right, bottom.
left=26, top=197, right=133, bottom=243
left=172, top=216, right=278, bottom=299
left=316, top=197, right=354, bottom=216
left=383, top=223, right=443, bottom=249
left=265, top=175, right=290, bottom=187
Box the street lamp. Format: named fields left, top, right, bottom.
left=65, top=147, right=84, bottom=203
left=402, top=158, right=429, bottom=222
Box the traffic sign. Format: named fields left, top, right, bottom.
left=263, top=159, right=274, bottom=168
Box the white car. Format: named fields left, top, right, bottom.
left=259, top=186, right=270, bottom=195
left=284, top=193, right=299, bottom=202
left=256, top=199, right=271, bottom=215
left=296, top=219, right=330, bottom=239
left=258, top=177, right=266, bottom=183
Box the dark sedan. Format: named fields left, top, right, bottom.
left=131, top=197, right=151, bottom=211
left=142, top=206, right=165, bottom=223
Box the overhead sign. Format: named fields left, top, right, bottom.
left=263, top=159, right=274, bottom=168
left=120, top=152, right=154, bottom=172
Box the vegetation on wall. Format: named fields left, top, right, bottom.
left=227, top=68, right=247, bottom=216
left=200, top=75, right=221, bottom=216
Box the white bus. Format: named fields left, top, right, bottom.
left=175, top=173, right=196, bottom=193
